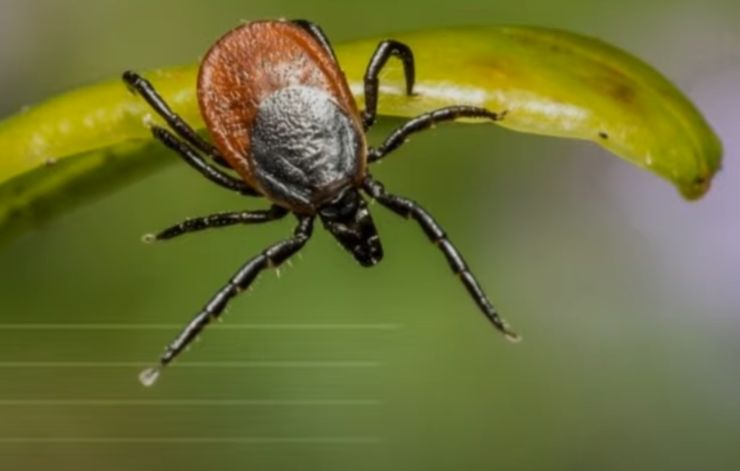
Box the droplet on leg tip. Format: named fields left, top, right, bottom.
left=138, top=367, right=161, bottom=387
left=505, top=331, right=522, bottom=343
left=141, top=233, right=156, bottom=244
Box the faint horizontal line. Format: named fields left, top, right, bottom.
left=0, top=399, right=383, bottom=406
left=0, top=437, right=382, bottom=445
left=0, top=323, right=402, bottom=331
left=0, top=361, right=381, bottom=368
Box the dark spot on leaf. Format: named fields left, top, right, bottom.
left=598, top=131, right=609, bottom=140
left=605, top=81, right=635, bottom=104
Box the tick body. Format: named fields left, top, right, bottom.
left=198, top=22, right=366, bottom=213
left=124, top=19, right=518, bottom=386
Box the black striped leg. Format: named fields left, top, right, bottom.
left=151, top=125, right=258, bottom=196
left=291, top=19, right=338, bottom=62
left=362, top=176, right=519, bottom=341
left=139, top=216, right=314, bottom=386
left=368, top=106, right=503, bottom=163
left=122, top=70, right=239, bottom=172
left=362, top=40, right=416, bottom=129
left=144, top=205, right=289, bottom=242
left=123, top=71, right=219, bottom=156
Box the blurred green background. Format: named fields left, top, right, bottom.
left=0, top=0, right=739, bottom=470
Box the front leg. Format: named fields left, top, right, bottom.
left=362, top=40, right=416, bottom=129
left=291, top=19, right=338, bottom=62
left=363, top=176, right=519, bottom=341
left=123, top=70, right=244, bottom=173
left=123, top=71, right=220, bottom=159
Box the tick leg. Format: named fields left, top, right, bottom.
left=368, top=106, right=503, bottom=163
left=146, top=205, right=288, bottom=242
left=123, top=71, right=222, bottom=158
left=151, top=125, right=258, bottom=196
left=362, top=176, right=519, bottom=341
left=143, top=215, right=314, bottom=380
left=123, top=70, right=240, bottom=172
left=362, top=40, right=416, bottom=129
left=290, top=19, right=338, bottom=62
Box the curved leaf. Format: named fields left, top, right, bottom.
left=0, top=25, right=722, bottom=242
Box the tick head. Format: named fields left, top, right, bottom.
left=319, top=187, right=383, bottom=267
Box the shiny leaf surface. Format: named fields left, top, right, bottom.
left=0, top=25, right=722, bottom=242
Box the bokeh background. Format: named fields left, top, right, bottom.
left=0, top=0, right=738, bottom=470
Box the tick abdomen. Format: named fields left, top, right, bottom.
left=251, top=85, right=362, bottom=211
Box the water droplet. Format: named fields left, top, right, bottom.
left=505, top=331, right=522, bottom=343
left=141, top=233, right=156, bottom=244
left=139, top=367, right=161, bottom=387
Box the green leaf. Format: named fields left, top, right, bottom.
left=0, top=25, right=722, bottom=243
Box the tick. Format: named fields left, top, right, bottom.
left=124, top=19, right=518, bottom=386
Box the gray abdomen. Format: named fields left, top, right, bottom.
left=251, top=86, right=363, bottom=211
